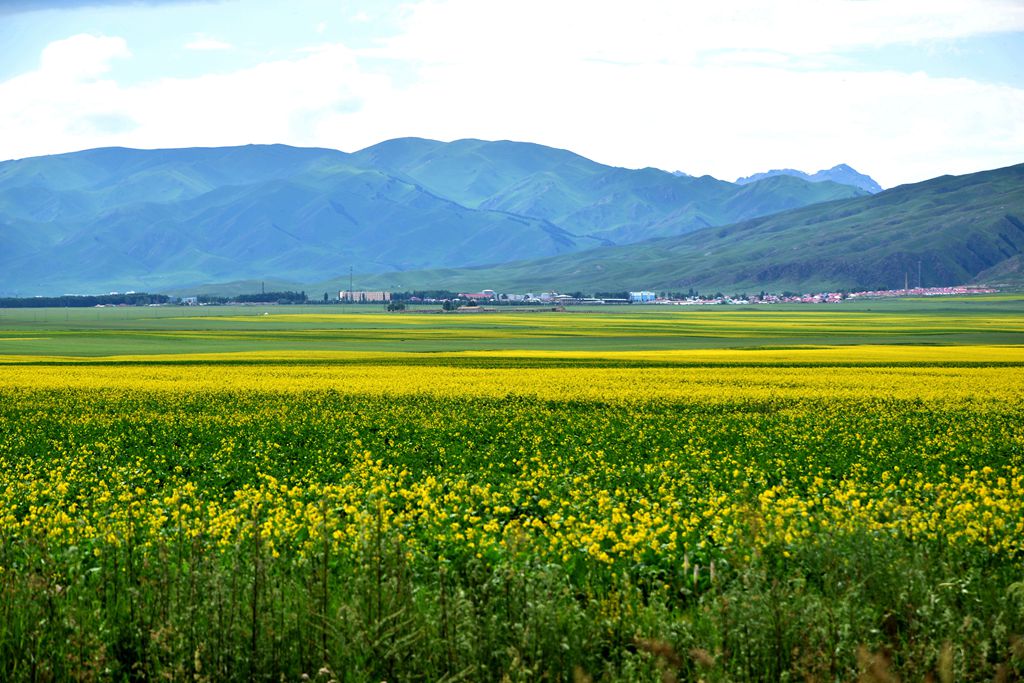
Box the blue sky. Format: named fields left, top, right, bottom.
left=1, top=0, right=1023, bottom=187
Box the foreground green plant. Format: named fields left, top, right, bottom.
left=2, top=531, right=1022, bottom=681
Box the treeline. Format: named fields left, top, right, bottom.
left=198, top=291, right=308, bottom=304
left=0, top=293, right=170, bottom=308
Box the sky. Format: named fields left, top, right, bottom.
left=1, top=0, right=1023, bottom=188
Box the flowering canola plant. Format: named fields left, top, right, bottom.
left=1, top=357, right=1022, bottom=577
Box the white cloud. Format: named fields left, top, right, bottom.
left=332, top=51, right=1023, bottom=187
left=39, top=33, right=130, bottom=80
left=350, top=0, right=1024, bottom=186
left=0, top=36, right=390, bottom=160
left=184, top=37, right=233, bottom=51
left=376, top=0, right=1024, bottom=67
left=2, top=2, right=1023, bottom=188
left=128, top=44, right=390, bottom=148
left=0, top=34, right=132, bottom=156
left=701, top=51, right=794, bottom=68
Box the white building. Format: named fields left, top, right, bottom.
left=339, top=290, right=391, bottom=302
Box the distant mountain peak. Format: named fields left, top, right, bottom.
left=736, top=164, right=882, bottom=194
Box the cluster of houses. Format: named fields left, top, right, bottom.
left=403, top=291, right=647, bottom=305
left=612, top=285, right=998, bottom=305
left=847, top=285, right=997, bottom=299
left=402, top=290, right=608, bottom=305
left=389, top=285, right=998, bottom=307
left=175, top=285, right=999, bottom=308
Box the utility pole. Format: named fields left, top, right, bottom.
left=349, top=266, right=353, bottom=306
left=918, top=260, right=922, bottom=289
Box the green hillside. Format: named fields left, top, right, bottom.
left=328, top=163, right=1024, bottom=294
left=0, top=140, right=866, bottom=295
left=352, top=138, right=867, bottom=244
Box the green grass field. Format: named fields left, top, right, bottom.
left=2, top=294, right=1024, bottom=359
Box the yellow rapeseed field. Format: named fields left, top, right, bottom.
left=2, top=355, right=1022, bottom=573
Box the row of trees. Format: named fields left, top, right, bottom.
left=0, top=293, right=170, bottom=308
left=197, top=291, right=309, bottom=305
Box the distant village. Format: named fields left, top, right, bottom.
left=330, top=284, right=999, bottom=308
left=0, top=284, right=999, bottom=309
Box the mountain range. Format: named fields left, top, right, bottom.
left=1, top=139, right=1019, bottom=297
left=0, top=140, right=868, bottom=295
left=735, top=164, right=883, bottom=194
left=337, top=162, right=1024, bottom=294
